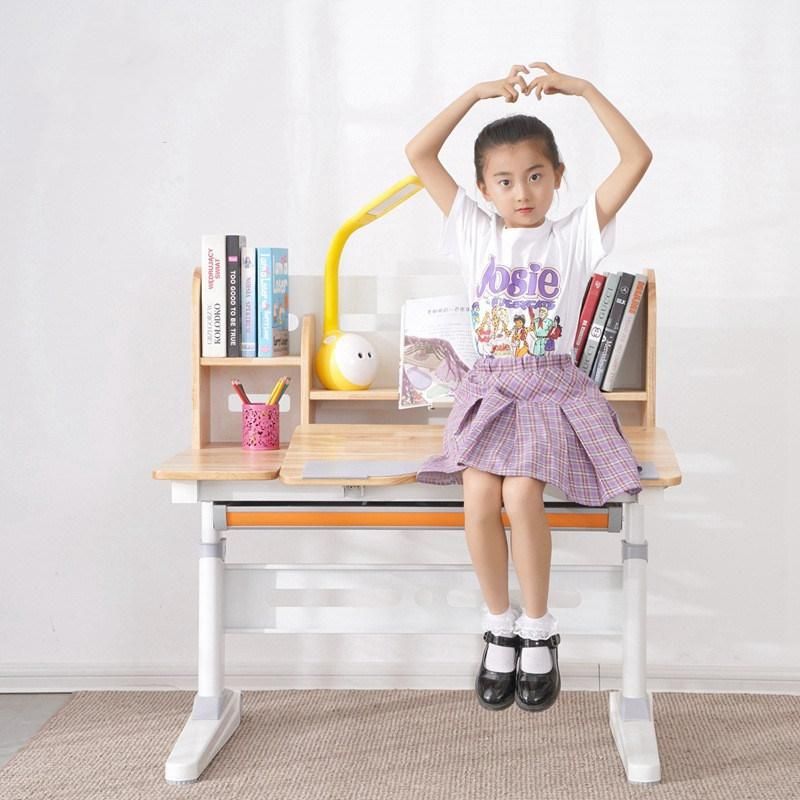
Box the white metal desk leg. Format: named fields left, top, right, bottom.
left=609, top=488, right=663, bottom=783
left=165, top=502, right=241, bottom=783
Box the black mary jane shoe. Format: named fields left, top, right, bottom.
left=475, top=631, right=519, bottom=711
left=515, top=633, right=561, bottom=713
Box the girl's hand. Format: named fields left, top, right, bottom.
left=524, top=62, right=589, bottom=99
left=474, top=64, right=531, bottom=103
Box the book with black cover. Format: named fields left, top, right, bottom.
left=226, top=234, right=246, bottom=357
left=591, top=272, right=636, bottom=386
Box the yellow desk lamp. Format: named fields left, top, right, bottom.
left=316, top=174, right=423, bottom=391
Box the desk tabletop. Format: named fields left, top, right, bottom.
left=154, top=424, right=681, bottom=489
left=152, top=442, right=286, bottom=481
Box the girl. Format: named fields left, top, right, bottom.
left=405, top=62, right=651, bottom=713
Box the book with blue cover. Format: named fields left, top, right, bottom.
left=256, top=247, right=289, bottom=357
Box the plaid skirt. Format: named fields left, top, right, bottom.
left=415, top=353, right=642, bottom=507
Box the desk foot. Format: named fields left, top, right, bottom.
left=608, top=691, right=661, bottom=784
left=165, top=689, right=241, bottom=783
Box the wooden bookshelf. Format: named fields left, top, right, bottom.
left=191, top=267, right=658, bottom=447
left=305, top=269, right=658, bottom=428
left=190, top=268, right=313, bottom=448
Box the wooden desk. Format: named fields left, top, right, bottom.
left=155, top=424, right=680, bottom=487
left=154, top=423, right=681, bottom=785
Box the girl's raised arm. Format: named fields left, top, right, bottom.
left=526, top=63, right=653, bottom=231
left=582, top=82, right=653, bottom=231
left=405, top=66, right=532, bottom=216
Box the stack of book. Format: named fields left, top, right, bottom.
left=200, top=235, right=289, bottom=358
left=574, top=271, right=648, bottom=391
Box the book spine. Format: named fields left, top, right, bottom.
left=241, top=246, right=257, bottom=358
left=201, top=235, right=226, bottom=357
left=272, top=248, right=289, bottom=356
left=256, top=247, right=274, bottom=357
left=226, top=234, right=245, bottom=357
left=573, top=272, right=607, bottom=365
left=398, top=302, right=408, bottom=409
left=579, top=272, right=620, bottom=378
left=592, top=272, right=635, bottom=387
left=602, top=273, right=648, bottom=391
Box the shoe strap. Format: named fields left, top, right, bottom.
left=482, top=630, right=518, bottom=647
left=517, top=633, right=560, bottom=649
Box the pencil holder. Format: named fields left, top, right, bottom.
left=241, top=403, right=280, bottom=451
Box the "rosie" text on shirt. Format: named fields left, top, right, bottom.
left=477, top=257, right=560, bottom=301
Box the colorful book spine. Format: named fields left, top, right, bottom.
left=579, top=272, right=619, bottom=378
left=200, top=235, right=226, bottom=357
left=256, top=247, right=289, bottom=357
left=601, top=273, right=649, bottom=391
left=226, top=234, right=246, bottom=357
left=240, top=246, right=257, bottom=358
left=591, top=272, right=636, bottom=386
left=573, top=272, right=607, bottom=366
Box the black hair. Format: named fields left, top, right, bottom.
left=474, top=114, right=564, bottom=187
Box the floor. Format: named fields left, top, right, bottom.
left=0, top=694, right=72, bottom=769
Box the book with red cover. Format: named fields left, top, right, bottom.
left=573, top=272, right=607, bottom=365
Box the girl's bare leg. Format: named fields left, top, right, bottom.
left=501, top=476, right=551, bottom=618
left=462, top=467, right=509, bottom=614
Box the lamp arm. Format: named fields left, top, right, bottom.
left=322, top=219, right=366, bottom=335
left=322, top=176, right=423, bottom=336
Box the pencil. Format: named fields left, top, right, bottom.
left=267, top=376, right=287, bottom=405
left=232, top=380, right=251, bottom=405
left=273, top=377, right=292, bottom=406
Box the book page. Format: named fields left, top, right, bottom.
left=398, top=294, right=479, bottom=409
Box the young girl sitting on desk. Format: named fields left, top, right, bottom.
left=406, top=62, right=651, bottom=713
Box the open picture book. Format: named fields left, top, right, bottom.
left=398, top=295, right=479, bottom=409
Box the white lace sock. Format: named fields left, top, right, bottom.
left=514, top=610, right=558, bottom=673
left=482, top=604, right=521, bottom=672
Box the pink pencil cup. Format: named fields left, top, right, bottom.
left=241, top=402, right=280, bottom=451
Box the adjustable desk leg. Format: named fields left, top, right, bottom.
left=165, top=502, right=241, bottom=783
left=609, top=488, right=663, bottom=783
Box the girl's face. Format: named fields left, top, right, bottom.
left=477, top=140, right=564, bottom=229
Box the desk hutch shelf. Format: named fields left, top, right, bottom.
left=191, top=267, right=658, bottom=447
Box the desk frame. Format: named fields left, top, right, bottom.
left=163, top=478, right=663, bottom=785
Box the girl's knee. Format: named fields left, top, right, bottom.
left=501, top=476, right=546, bottom=514
left=463, top=467, right=503, bottom=509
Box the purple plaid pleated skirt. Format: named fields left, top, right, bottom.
left=415, top=353, right=642, bottom=507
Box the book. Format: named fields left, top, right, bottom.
left=240, top=246, right=257, bottom=358
left=591, top=272, right=636, bottom=386
left=256, top=247, right=289, bottom=357
left=578, top=272, right=619, bottom=377
left=226, top=234, right=246, bottom=357
left=573, top=272, right=607, bottom=366
left=398, top=295, right=479, bottom=409
left=200, top=235, right=226, bottom=357
left=601, top=273, right=648, bottom=391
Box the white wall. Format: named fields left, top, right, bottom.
left=2, top=0, right=799, bottom=691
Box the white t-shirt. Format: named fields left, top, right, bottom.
left=441, top=186, right=615, bottom=360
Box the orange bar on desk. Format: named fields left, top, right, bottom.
left=226, top=510, right=610, bottom=530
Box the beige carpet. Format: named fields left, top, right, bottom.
left=1, top=690, right=799, bottom=799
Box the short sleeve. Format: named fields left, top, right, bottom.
left=579, top=191, right=615, bottom=275
left=557, top=191, right=616, bottom=281
left=439, top=185, right=493, bottom=268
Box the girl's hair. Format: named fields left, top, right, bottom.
left=474, top=114, right=563, bottom=186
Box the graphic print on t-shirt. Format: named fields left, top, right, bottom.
left=440, top=185, right=615, bottom=361
left=471, top=256, right=564, bottom=359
